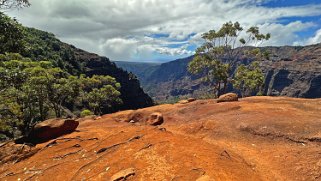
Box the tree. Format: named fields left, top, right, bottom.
left=0, top=87, right=23, bottom=138
left=86, top=85, right=122, bottom=115
left=188, top=21, right=270, bottom=97
left=48, top=75, right=81, bottom=118
left=80, top=75, right=122, bottom=115
left=233, top=61, right=265, bottom=97
left=0, top=12, right=26, bottom=54
left=0, top=0, right=30, bottom=9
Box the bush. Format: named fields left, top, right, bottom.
left=80, top=109, right=94, bottom=118
left=256, top=91, right=264, bottom=96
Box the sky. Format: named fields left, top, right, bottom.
left=6, top=0, right=321, bottom=62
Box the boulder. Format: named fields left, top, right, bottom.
left=146, top=112, right=164, bottom=126
left=110, top=168, right=135, bottom=181
left=188, top=98, right=196, bottom=102
left=21, top=119, right=79, bottom=144
left=217, top=93, right=238, bottom=103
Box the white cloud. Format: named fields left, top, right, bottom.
left=306, top=29, right=321, bottom=45
left=6, top=0, right=321, bottom=61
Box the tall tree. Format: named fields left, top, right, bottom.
left=0, top=0, right=30, bottom=9
left=188, top=21, right=270, bottom=97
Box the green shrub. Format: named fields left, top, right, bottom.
left=80, top=109, right=94, bottom=118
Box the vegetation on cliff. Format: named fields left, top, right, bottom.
left=0, top=11, right=153, bottom=139
left=0, top=53, right=122, bottom=139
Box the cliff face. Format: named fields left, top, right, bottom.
left=262, top=61, right=321, bottom=98
left=117, top=44, right=321, bottom=101
left=259, top=44, right=321, bottom=98
left=70, top=48, right=154, bottom=110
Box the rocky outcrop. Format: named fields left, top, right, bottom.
left=15, top=119, right=79, bottom=144
left=111, top=110, right=164, bottom=126
left=73, top=48, right=154, bottom=111
left=261, top=60, right=321, bottom=98
left=217, top=93, right=239, bottom=103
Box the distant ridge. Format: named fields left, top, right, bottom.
left=116, top=44, right=321, bottom=101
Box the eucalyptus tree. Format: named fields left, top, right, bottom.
left=233, top=61, right=265, bottom=97
left=188, top=21, right=270, bottom=97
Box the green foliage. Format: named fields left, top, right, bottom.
left=0, top=53, right=122, bottom=139
left=0, top=12, right=82, bottom=75
left=22, top=27, right=82, bottom=75
left=0, top=0, right=30, bottom=9
left=80, top=109, right=94, bottom=118
left=233, top=61, right=265, bottom=97
left=0, top=12, right=26, bottom=54
left=188, top=21, right=270, bottom=98
left=80, top=75, right=122, bottom=115
left=188, top=57, right=228, bottom=97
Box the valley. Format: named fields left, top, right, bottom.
left=116, top=44, right=321, bottom=102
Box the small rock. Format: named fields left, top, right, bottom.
left=188, top=98, right=196, bottom=102
left=110, top=168, right=135, bottom=181
left=159, top=127, right=167, bottom=131
left=217, top=93, right=238, bottom=103
left=129, top=120, right=135, bottom=123
left=95, top=116, right=102, bottom=120
left=147, top=112, right=164, bottom=126
left=178, top=100, right=189, bottom=104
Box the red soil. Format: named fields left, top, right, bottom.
left=0, top=96, right=320, bottom=181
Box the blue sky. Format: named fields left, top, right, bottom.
left=7, top=0, right=321, bottom=62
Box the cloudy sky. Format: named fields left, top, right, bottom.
left=6, top=0, right=321, bottom=62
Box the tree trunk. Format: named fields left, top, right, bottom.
left=217, top=82, right=221, bottom=97
left=223, top=81, right=227, bottom=94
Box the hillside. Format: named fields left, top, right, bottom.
left=0, top=12, right=154, bottom=140
left=8, top=26, right=154, bottom=111
left=116, top=44, right=321, bottom=101
left=1, top=96, right=320, bottom=180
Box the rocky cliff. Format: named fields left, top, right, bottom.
left=117, top=43, right=321, bottom=101
left=261, top=44, right=321, bottom=98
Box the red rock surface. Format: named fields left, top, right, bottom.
left=0, top=96, right=320, bottom=180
